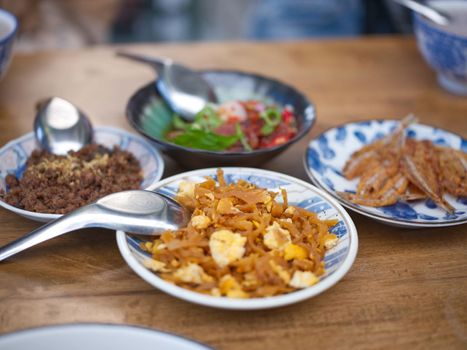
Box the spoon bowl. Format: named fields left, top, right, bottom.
left=116, top=51, right=218, bottom=121
left=392, top=0, right=451, bottom=26
left=0, top=190, right=190, bottom=261
left=34, top=97, right=94, bottom=155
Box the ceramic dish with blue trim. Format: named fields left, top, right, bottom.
left=116, top=167, right=358, bottom=310
left=0, top=126, right=165, bottom=222
left=304, top=119, right=467, bottom=228
left=126, top=71, right=316, bottom=168
left=0, top=8, right=18, bottom=79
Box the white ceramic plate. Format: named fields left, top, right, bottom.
left=116, top=167, right=358, bottom=310
left=0, top=324, right=212, bottom=350
left=0, top=127, right=165, bottom=222
left=304, top=119, right=467, bottom=228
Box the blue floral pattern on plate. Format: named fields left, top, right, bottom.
left=0, top=127, right=165, bottom=222
left=305, top=120, right=467, bottom=228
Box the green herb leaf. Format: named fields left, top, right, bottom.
left=171, top=129, right=239, bottom=151
left=235, top=123, right=252, bottom=151
left=194, top=106, right=223, bottom=131
left=261, top=123, right=275, bottom=136
left=260, top=107, right=282, bottom=136
left=172, top=114, right=189, bottom=130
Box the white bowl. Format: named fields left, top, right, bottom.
left=0, top=8, right=17, bottom=79
left=0, top=126, right=165, bottom=222
left=413, top=1, right=467, bottom=95
left=116, top=167, right=358, bottom=310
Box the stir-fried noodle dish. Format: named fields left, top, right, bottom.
left=143, top=169, right=339, bottom=298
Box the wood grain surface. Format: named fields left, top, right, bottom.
left=0, top=36, right=466, bottom=350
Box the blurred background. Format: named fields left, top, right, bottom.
left=1, top=0, right=414, bottom=53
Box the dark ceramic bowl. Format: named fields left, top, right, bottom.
left=126, top=70, right=316, bottom=168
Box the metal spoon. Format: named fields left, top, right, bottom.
left=0, top=190, right=190, bottom=261
left=34, top=97, right=94, bottom=155
left=392, top=0, right=451, bottom=26
left=116, top=51, right=218, bottom=121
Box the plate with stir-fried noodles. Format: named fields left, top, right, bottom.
left=116, top=168, right=357, bottom=309
left=305, top=116, right=467, bottom=228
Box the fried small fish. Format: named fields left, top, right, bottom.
left=436, top=146, right=467, bottom=197
left=401, top=139, right=454, bottom=213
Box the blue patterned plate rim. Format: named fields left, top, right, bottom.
left=0, top=126, right=165, bottom=221
left=303, top=119, right=467, bottom=228
left=116, top=167, right=358, bottom=310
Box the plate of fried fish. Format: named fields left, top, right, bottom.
left=304, top=115, right=467, bottom=228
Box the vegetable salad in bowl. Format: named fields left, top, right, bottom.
left=126, top=70, right=316, bottom=168
left=165, top=100, right=297, bottom=152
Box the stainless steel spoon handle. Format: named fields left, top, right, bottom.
left=0, top=205, right=94, bottom=262
left=116, top=51, right=172, bottom=73
left=0, top=191, right=190, bottom=262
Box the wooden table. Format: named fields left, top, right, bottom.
left=0, top=37, right=466, bottom=350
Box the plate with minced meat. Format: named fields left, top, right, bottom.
left=116, top=167, right=358, bottom=310
left=0, top=127, right=164, bottom=222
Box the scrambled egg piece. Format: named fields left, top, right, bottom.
left=241, top=272, right=258, bottom=288
left=284, top=244, right=308, bottom=261
left=145, top=241, right=167, bottom=254
left=289, top=271, right=319, bottom=289
left=216, top=198, right=240, bottom=214
left=143, top=259, right=168, bottom=272
left=210, top=288, right=221, bottom=297
left=209, top=229, right=246, bottom=267
left=263, top=221, right=291, bottom=250
left=284, top=206, right=296, bottom=215
left=191, top=214, right=211, bottom=229
left=173, top=263, right=213, bottom=284
left=204, top=192, right=215, bottom=201
left=269, top=260, right=290, bottom=284
left=324, top=235, right=339, bottom=249
left=178, top=181, right=196, bottom=198
left=264, top=194, right=273, bottom=212
left=219, top=274, right=248, bottom=298
left=143, top=241, right=153, bottom=251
